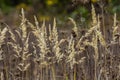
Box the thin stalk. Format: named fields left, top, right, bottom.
left=94, top=33, right=99, bottom=80
left=3, top=61, right=8, bottom=80
left=21, top=71, right=23, bottom=80
left=25, top=68, right=28, bottom=80
left=102, top=7, right=105, bottom=38
left=43, top=67, right=45, bottom=80
left=46, top=65, right=49, bottom=80
left=64, top=63, right=68, bottom=80
left=94, top=59, right=97, bottom=80
left=73, top=65, right=76, bottom=80
left=51, top=64, right=56, bottom=80
left=40, top=66, right=43, bottom=80
left=100, top=2, right=105, bottom=38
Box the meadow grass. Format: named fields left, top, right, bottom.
left=0, top=6, right=120, bottom=80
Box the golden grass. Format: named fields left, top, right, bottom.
left=0, top=6, right=120, bottom=80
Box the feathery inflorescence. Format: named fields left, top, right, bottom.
left=0, top=6, right=120, bottom=80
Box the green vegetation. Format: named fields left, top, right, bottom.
left=0, top=0, right=120, bottom=15
left=0, top=0, right=120, bottom=28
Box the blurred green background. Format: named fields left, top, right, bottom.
left=0, top=0, right=120, bottom=28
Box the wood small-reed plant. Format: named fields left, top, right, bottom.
left=0, top=6, right=120, bottom=80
